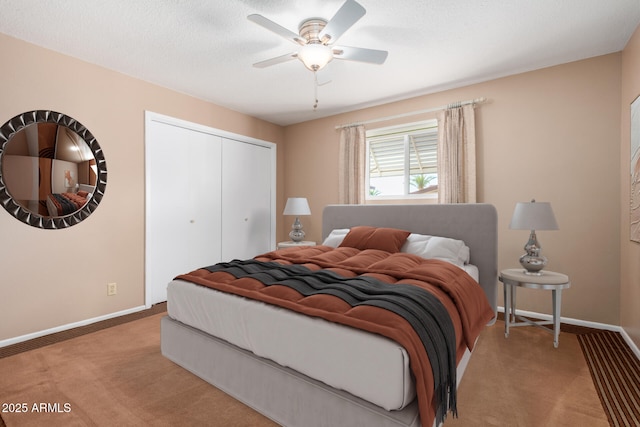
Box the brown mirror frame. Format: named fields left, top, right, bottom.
left=0, top=110, right=107, bottom=229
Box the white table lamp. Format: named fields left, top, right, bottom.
left=509, top=199, right=558, bottom=275
left=283, top=197, right=311, bottom=242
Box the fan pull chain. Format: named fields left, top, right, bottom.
left=313, top=72, right=319, bottom=111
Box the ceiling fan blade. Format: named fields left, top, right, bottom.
left=332, top=45, right=388, bottom=64
left=248, top=14, right=306, bottom=45
left=318, top=0, right=366, bottom=44
left=252, top=52, right=298, bottom=68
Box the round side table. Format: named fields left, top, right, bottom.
left=277, top=241, right=316, bottom=249
left=499, top=268, right=571, bottom=348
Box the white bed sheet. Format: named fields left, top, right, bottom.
left=166, top=264, right=478, bottom=412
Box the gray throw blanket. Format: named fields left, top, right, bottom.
left=204, top=259, right=458, bottom=424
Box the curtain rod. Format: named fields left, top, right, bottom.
left=334, top=97, right=487, bottom=130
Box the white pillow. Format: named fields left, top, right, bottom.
left=424, top=236, right=470, bottom=267
left=401, top=233, right=470, bottom=267
left=322, top=228, right=350, bottom=247
left=400, top=233, right=432, bottom=256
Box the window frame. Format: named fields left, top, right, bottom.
left=365, top=119, right=438, bottom=201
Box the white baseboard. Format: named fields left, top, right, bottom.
left=497, top=306, right=640, bottom=361
left=0, top=305, right=147, bottom=349
left=619, top=328, right=640, bottom=361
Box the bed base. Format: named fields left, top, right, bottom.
left=162, top=316, right=473, bottom=427
left=161, top=316, right=424, bottom=427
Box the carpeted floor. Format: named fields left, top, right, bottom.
left=0, top=303, right=167, bottom=359
left=446, top=321, right=610, bottom=427
left=0, top=307, right=637, bottom=426
left=0, top=310, right=278, bottom=427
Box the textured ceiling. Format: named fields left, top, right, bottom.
left=1, top=0, right=639, bottom=126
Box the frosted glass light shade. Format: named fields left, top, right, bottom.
left=297, top=44, right=333, bottom=71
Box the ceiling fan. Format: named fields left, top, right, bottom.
left=248, top=0, right=388, bottom=72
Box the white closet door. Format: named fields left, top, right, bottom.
left=146, top=120, right=222, bottom=305
left=221, top=138, right=272, bottom=260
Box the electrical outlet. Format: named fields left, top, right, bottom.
left=107, top=282, right=117, bottom=296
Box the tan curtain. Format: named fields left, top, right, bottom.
left=437, top=104, right=476, bottom=203
left=338, top=125, right=366, bottom=204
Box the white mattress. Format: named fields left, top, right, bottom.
left=166, top=264, right=478, bottom=412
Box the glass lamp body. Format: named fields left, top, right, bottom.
left=519, top=230, right=547, bottom=275
left=288, top=216, right=305, bottom=242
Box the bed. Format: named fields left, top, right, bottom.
left=161, top=203, right=498, bottom=427
left=45, top=184, right=94, bottom=216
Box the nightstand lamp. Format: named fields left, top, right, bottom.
left=283, top=197, right=311, bottom=243
left=509, top=199, right=559, bottom=275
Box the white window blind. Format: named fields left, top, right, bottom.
left=366, top=120, right=438, bottom=198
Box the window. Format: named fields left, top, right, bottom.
left=366, top=120, right=438, bottom=199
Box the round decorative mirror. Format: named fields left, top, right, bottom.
left=0, top=110, right=107, bottom=229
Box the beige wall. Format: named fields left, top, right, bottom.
left=0, top=33, right=285, bottom=342
left=0, top=29, right=632, bottom=342
left=285, top=53, right=622, bottom=326
left=621, top=26, right=640, bottom=349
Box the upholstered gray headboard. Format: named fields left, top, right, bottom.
left=322, top=204, right=498, bottom=317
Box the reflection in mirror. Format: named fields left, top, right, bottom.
left=0, top=111, right=107, bottom=229
left=4, top=123, right=97, bottom=216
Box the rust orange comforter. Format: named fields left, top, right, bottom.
left=176, top=245, right=494, bottom=427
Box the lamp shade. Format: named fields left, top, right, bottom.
left=283, top=197, right=311, bottom=216
left=509, top=200, right=558, bottom=230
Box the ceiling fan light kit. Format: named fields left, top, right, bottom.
left=248, top=0, right=388, bottom=109
left=298, top=43, right=333, bottom=71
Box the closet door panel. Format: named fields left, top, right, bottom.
left=146, top=120, right=222, bottom=305
left=185, top=134, right=223, bottom=269
left=221, top=139, right=272, bottom=260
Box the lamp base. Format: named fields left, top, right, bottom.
left=519, top=229, right=548, bottom=275
left=289, top=230, right=306, bottom=243
left=289, top=217, right=305, bottom=243
left=519, top=253, right=547, bottom=275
